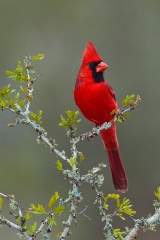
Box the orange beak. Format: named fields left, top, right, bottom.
left=96, top=61, right=108, bottom=73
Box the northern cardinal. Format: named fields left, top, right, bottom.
left=74, top=42, right=128, bottom=192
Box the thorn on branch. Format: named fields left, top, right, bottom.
left=32, top=73, right=43, bottom=82
left=78, top=206, right=92, bottom=221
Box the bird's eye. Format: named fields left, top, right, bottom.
left=88, top=62, right=94, bottom=68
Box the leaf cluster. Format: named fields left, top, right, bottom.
left=48, top=192, right=64, bottom=214
left=103, top=194, right=136, bottom=220
left=0, top=54, right=44, bottom=113
left=59, top=110, right=81, bottom=127
left=28, top=192, right=64, bottom=216
left=0, top=85, right=14, bottom=110
left=110, top=94, right=141, bottom=123
left=26, top=222, right=37, bottom=236
left=31, top=53, right=44, bottom=61
left=29, top=204, right=46, bottom=215
left=5, top=54, right=44, bottom=82
left=0, top=84, right=27, bottom=112
left=23, top=192, right=64, bottom=235
left=122, top=94, right=135, bottom=107
left=6, top=61, right=31, bottom=82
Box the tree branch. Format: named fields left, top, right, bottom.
left=124, top=209, right=160, bottom=240
left=0, top=217, right=32, bottom=240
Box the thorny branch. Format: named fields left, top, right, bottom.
left=124, top=209, right=160, bottom=240
left=3, top=94, right=141, bottom=239
left=0, top=193, right=32, bottom=240
left=0, top=56, right=150, bottom=240
left=59, top=128, right=80, bottom=239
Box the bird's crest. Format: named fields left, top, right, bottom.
left=82, top=42, right=102, bottom=65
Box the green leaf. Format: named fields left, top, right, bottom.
left=54, top=205, right=64, bottom=214
left=24, top=212, right=31, bottom=221
left=103, top=202, right=109, bottom=210
left=0, top=196, right=3, bottom=209
left=110, top=109, right=118, bottom=115
left=9, top=100, right=17, bottom=110
left=6, top=71, right=14, bottom=76
left=29, top=110, right=43, bottom=124
left=31, top=222, right=37, bottom=234
left=20, top=86, right=28, bottom=94
left=59, top=116, right=67, bottom=126
left=117, top=115, right=125, bottom=123
left=116, top=213, right=125, bottom=220
left=103, top=193, right=120, bottom=208
left=48, top=192, right=59, bottom=208
left=113, top=228, right=124, bottom=240
left=48, top=217, right=56, bottom=226
left=0, top=99, right=8, bottom=110
left=56, top=160, right=64, bottom=171
left=122, top=112, right=131, bottom=117
left=122, top=94, right=135, bottom=107
left=26, top=222, right=37, bottom=235
left=29, top=204, right=46, bottom=214
left=32, top=54, right=44, bottom=61
left=0, top=85, right=14, bottom=100
left=19, top=99, right=25, bottom=108
left=155, top=187, right=160, bottom=200
left=14, top=92, right=20, bottom=99
left=77, top=152, right=85, bottom=162
left=69, top=157, right=76, bottom=167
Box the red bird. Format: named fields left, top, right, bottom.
left=74, top=42, right=128, bottom=192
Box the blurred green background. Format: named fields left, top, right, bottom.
left=0, top=0, right=160, bottom=239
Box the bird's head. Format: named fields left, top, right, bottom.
left=76, top=42, right=108, bottom=87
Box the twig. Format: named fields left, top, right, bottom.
left=25, top=73, right=42, bottom=114
left=76, top=122, right=112, bottom=144
left=81, top=164, right=106, bottom=184
left=60, top=129, right=80, bottom=239
left=0, top=217, right=32, bottom=240
left=0, top=192, right=8, bottom=198
left=35, top=214, right=53, bottom=236
left=78, top=206, right=92, bottom=221
left=60, top=201, right=76, bottom=239
left=0, top=193, right=22, bottom=217
left=6, top=106, right=70, bottom=163
left=124, top=209, right=160, bottom=240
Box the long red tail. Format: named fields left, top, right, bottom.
left=100, top=125, right=128, bottom=193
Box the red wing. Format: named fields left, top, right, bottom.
left=108, top=83, right=116, bottom=101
